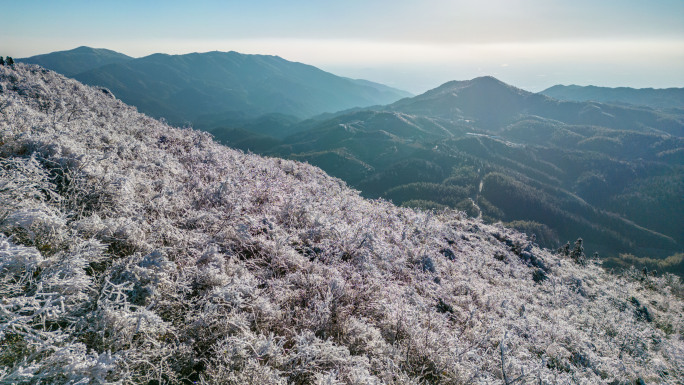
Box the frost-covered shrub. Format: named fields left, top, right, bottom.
left=0, top=63, right=682, bottom=384
left=0, top=234, right=43, bottom=283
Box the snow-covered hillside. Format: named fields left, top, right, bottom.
left=1, top=64, right=682, bottom=384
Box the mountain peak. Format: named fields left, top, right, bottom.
left=464, top=76, right=524, bottom=92
left=72, top=46, right=99, bottom=52
left=471, top=75, right=505, bottom=84
left=44, top=46, right=131, bottom=58
left=386, top=75, right=534, bottom=126
left=18, top=46, right=133, bottom=76
left=427, top=76, right=528, bottom=97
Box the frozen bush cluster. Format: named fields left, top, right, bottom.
left=1, top=64, right=682, bottom=384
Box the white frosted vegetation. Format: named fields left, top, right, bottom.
left=0, top=64, right=682, bottom=384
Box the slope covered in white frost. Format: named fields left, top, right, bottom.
left=0, top=64, right=682, bottom=384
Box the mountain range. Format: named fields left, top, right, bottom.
left=19, top=46, right=411, bottom=125
left=16, top=47, right=684, bottom=272
left=541, top=84, right=684, bottom=110
left=2, top=62, right=682, bottom=384
left=385, top=77, right=683, bottom=135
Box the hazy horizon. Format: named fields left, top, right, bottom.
left=3, top=0, right=683, bottom=94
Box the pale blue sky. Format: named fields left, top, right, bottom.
left=2, top=0, right=683, bottom=92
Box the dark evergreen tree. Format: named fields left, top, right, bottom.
left=570, top=238, right=586, bottom=265
left=0, top=56, right=4, bottom=66
left=557, top=241, right=570, bottom=256
left=6, top=57, right=14, bottom=66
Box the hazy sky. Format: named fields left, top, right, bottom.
left=2, top=0, right=683, bottom=93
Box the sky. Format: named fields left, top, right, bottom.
left=2, top=0, right=683, bottom=93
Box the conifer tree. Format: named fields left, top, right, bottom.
left=0, top=56, right=4, bottom=66
left=570, top=238, right=586, bottom=265
left=6, top=56, right=14, bottom=66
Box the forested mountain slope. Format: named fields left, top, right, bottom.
left=1, top=64, right=682, bottom=384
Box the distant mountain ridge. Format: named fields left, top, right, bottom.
left=386, top=76, right=684, bottom=136
left=17, top=46, right=133, bottom=76
left=18, top=47, right=412, bottom=126
left=541, top=84, right=684, bottom=110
